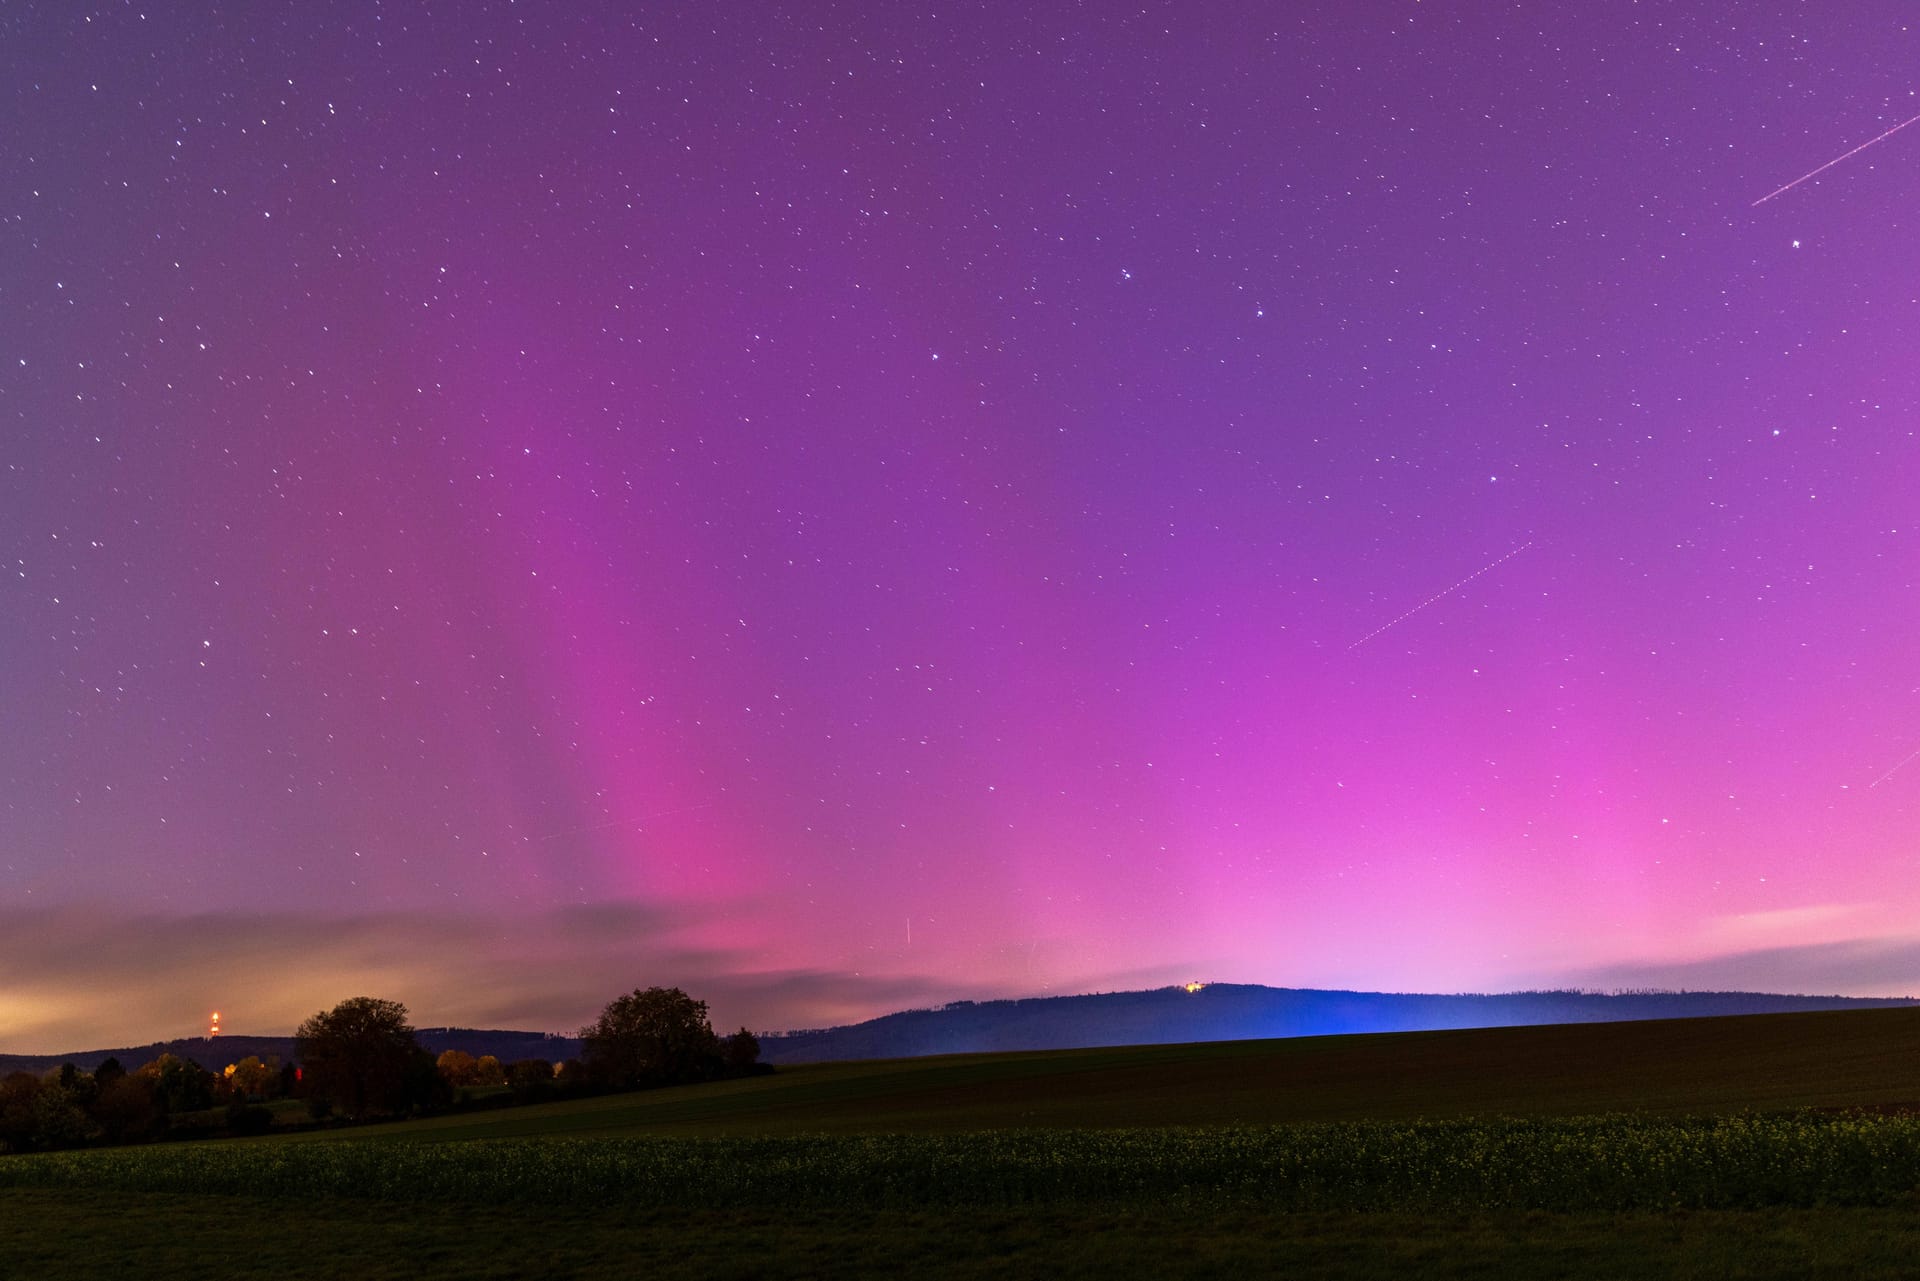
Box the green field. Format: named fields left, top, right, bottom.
left=7, top=1010, right=1920, bottom=1278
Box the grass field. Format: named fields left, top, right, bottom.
left=7, top=1009, right=1920, bottom=1278
left=298, top=1006, right=1920, bottom=1140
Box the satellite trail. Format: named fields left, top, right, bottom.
left=1348, top=542, right=1532, bottom=651
left=1752, top=108, right=1920, bottom=206
left=1867, top=743, right=1920, bottom=790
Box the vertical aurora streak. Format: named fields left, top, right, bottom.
left=4, top=1, right=1920, bottom=1049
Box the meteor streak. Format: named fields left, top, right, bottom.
left=1752, top=108, right=1920, bottom=206
left=1348, top=542, right=1532, bottom=651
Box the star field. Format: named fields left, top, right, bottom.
left=4, top=1, right=1920, bottom=1049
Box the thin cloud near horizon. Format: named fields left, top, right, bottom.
left=1561, top=936, right=1920, bottom=1000
left=0, top=902, right=1006, bottom=1055
left=5, top=903, right=1916, bottom=1056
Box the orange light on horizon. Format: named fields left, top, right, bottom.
left=1183, top=982, right=1205, bottom=994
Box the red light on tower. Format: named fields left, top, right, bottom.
left=209, top=1010, right=221, bottom=1038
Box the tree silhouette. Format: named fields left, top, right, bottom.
left=724, top=1027, right=761, bottom=1074
left=579, top=987, right=720, bottom=1088
left=295, top=997, right=420, bottom=1119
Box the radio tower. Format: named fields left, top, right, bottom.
left=209, top=1010, right=221, bottom=1039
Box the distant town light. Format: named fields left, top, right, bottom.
left=1184, top=982, right=1205, bottom=994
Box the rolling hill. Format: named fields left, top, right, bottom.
left=753, top=983, right=1919, bottom=1062
left=5, top=984, right=1912, bottom=1076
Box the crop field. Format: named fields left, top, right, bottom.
left=9, top=1114, right=1920, bottom=1212
left=8, top=1011, right=1920, bottom=1278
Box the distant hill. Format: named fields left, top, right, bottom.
left=755, top=984, right=1920, bottom=1063
left=0, top=1028, right=581, bottom=1077
left=7, top=986, right=1915, bottom=1075
left=130, top=1008, right=1920, bottom=1137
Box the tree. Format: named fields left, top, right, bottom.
left=579, top=987, right=721, bottom=1088
left=137, top=1054, right=213, bottom=1116
left=52, top=1062, right=98, bottom=1113
left=92, top=1074, right=158, bottom=1142
left=474, top=1054, right=506, bottom=1087
left=506, top=1058, right=554, bottom=1102
left=226, top=1056, right=276, bottom=1100
left=294, top=997, right=420, bottom=1118
left=724, top=1028, right=761, bottom=1074
left=0, top=1073, right=43, bottom=1152
left=435, top=1049, right=480, bottom=1087
left=400, top=1047, right=453, bottom=1113
left=30, top=1087, right=92, bottom=1149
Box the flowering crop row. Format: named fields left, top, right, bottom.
left=5, top=1114, right=1920, bottom=1211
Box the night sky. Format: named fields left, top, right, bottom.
left=6, top=2, right=1920, bottom=1052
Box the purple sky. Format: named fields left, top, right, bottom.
left=6, top=2, right=1920, bottom=1052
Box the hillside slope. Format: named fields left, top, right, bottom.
left=757, top=983, right=1918, bottom=1062
left=305, top=1007, right=1920, bottom=1141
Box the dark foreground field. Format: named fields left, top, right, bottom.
left=7, top=1009, right=1920, bottom=1278
left=7, top=1190, right=1920, bottom=1280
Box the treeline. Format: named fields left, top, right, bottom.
left=0, top=986, right=765, bottom=1155
left=0, top=1029, right=586, bottom=1079
left=0, top=1053, right=292, bottom=1153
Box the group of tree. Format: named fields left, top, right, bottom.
left=433, top=1049, right=506, bottom=1088
left=0, top=1051, right=294, bottom=1153
left=290, top=986, right=764, bottom=1121
left=1, top=985, right=763, bottom=1155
